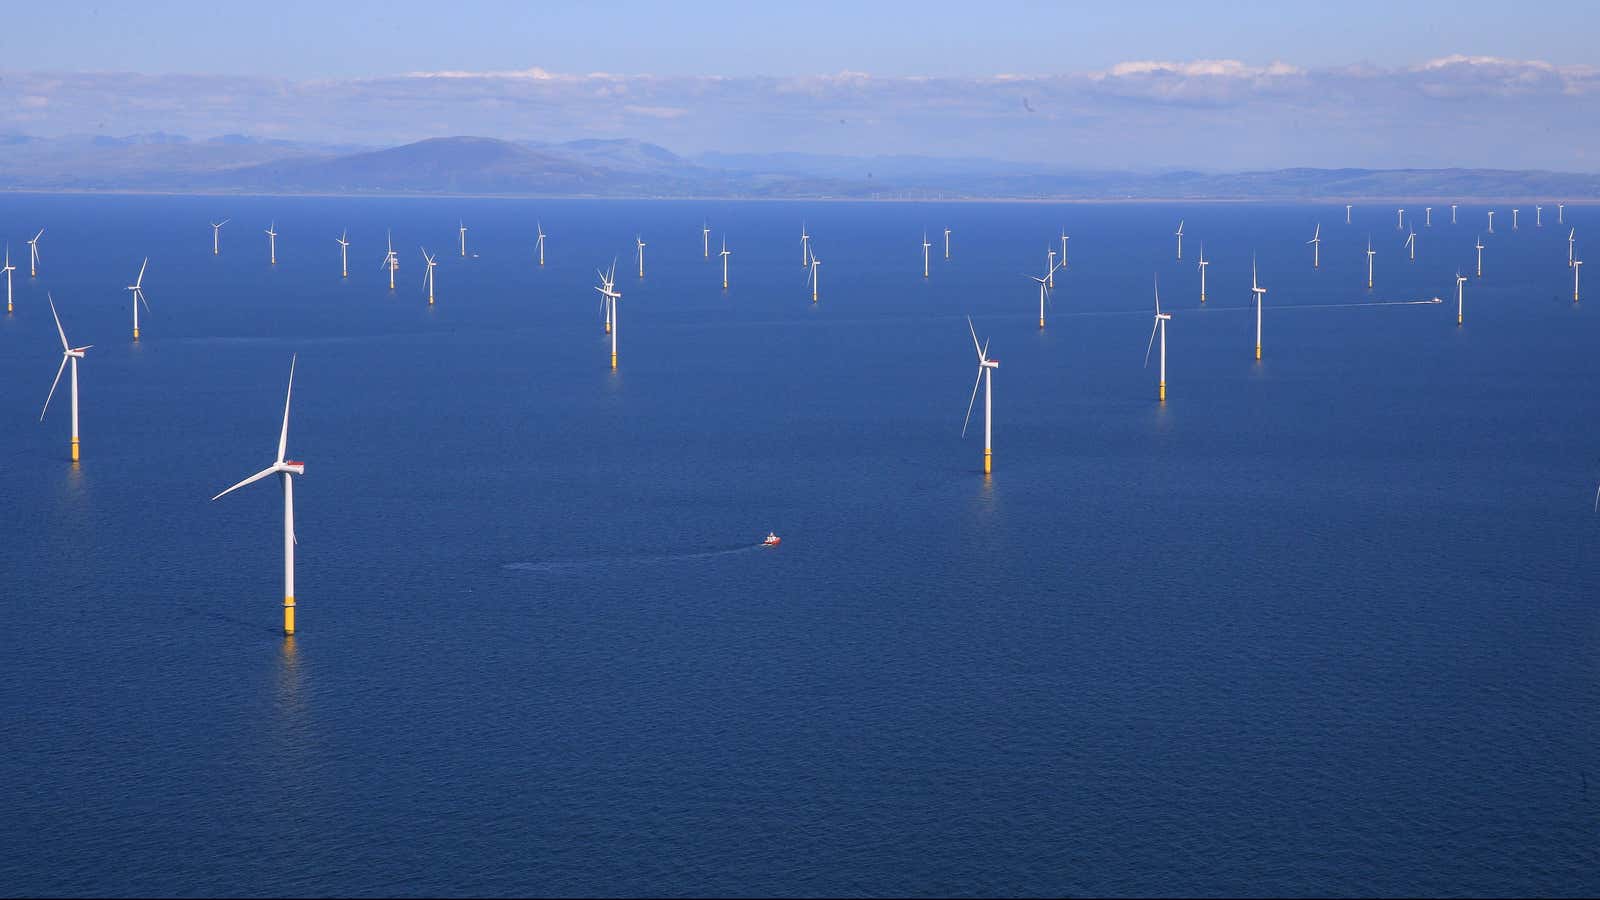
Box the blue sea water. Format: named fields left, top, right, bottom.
left=0, top=195, right=1597, bottom=897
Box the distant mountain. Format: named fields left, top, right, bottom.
left=0, top=132, right=1595, bottom=199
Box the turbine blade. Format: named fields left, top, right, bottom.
left=49, top=295, right=68, bottom=351
left=211, top=466, right=279, bottom=502
left=40, top=354, right=68, bottom=421
left=277, top=354, right=296, bottom=465
left=967, top=316, right=983, bottom=361
left=136, top=257, right=148, bottom=287
left=961, top=366, right=983, bottom=438
left=1144, top=319, right=1159, bottom=368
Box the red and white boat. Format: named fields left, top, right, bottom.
left=762, top=532, right=782, bottom=547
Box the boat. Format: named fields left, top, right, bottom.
left=762, top=532, right=781, bottom=547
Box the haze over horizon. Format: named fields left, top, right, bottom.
left=4, top=0, right=1597, bottom=171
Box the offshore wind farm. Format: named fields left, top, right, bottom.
left=4, top=2, right=1600, bottom=896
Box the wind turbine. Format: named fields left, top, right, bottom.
left=40, top=296, right=91, bottom=463
left=1197, top=243, right=1209, bottom=303
left=1569, top=228, right=1576, bottom=267
left=2, top=246, right=14, bottom=313
left=1451, top=204, right=1458, bottom=225
left=27, top=228, right=43, bottom=277
left=1251, top=257, right=1266, bottom=360
left=265, top=222, right=277, bottom=265
left=1346, top=204, right=1352, bottom=225
left=922, top=231, right=932, bottom=278
left=1046, top=246, right=1056, bottom=287
left=1175, top=220, right=1184, bottom=260
left=1488, top=210, right=1496, bottom=234
left=1031, top=261, right=1060, bottom=329
left=1059, top=231, right=1069, bottom=269
left=1404, top=228, right=1416, bottom=262
left=703, top=221, right=711, bottom=259
left=806, top=246, right=821, bottom=303
left=945, top=227, right=952, bottom=260
left=211, top=219, right=229, bottom=255
left=459, top=221, right=469, bottom=257
left=1145, top=276, right=1172, bottom=403
left=961, top=317, right=998, bottom=476
left=595, top=260, right=616, bottom=334
left=1537, top=205, right=1543, bottom=228
left=127, top=258, right=150, bottom=340
left=210, top=355, right=306, bottom=636
left=1426, top=207, right=1432, bottom=227
left=720, top=236, right=731, bottom=289
left=536, top=222, right=547, bottom=267
left=1455, top=271, right=1467, bottom=325
left=1513, top=208, right=1520, bottom=231
left=336, top=231, right=350, bottom=278
left=1576, top=258, right=1584, bottom=303
left=1308, top=223, right=1321, bottom=268
left=1366, top=237, right=1376, bottom=289
left=381, top=230, right=398, bottom=290
left=1475, top=235, right=1484, bottom=277
left=1559, top=202, right=1565, bottom=225
left=421, top=248, right=437, bottom=304
left=595, top=261, right=621, bottom=368
left=635, top=234, right=646, bottom=279
left=1397, top=208, right=1405, bottom=230
left=801, top=222, right=810, bottom=267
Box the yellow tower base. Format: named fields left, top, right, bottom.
left=1255, top=346, right=1262, bottom=360
left=133, top=328, right=140, bottom=340
left=7, top=303, right=11, bottom=313
left=1039, top=318, right=1045, bottom=328
left=71, top=437, right=79, bottom=462
left=611, top=353, right=617, bottom=370
left=605, top=323, right=611, bottom=334
left=284, top=598, right=295, bottom=636
left=1159, top=381, right=1166, bottom=402
left=1200, top=295, right=1206, bottom=303
left=1458, top=315, right=1463, bottom=325
left=983, top=448, right=992, bottom=475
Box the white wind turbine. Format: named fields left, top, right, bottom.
left=1559, top=202, right=1565, bottom=225
left=459, top=221, right=468, bottom=257
left=536, top=222, right=547, bottom=267
left=1475, top=235, right=1484, bottom=277
left=922, top=231, right=932, bottom=278
left=1404, top=228, right=1416, bottom=262
left=2, top=245, right=14, bottom=313
left=1455, top=271, right=1467, bottom=325
left=211, top=218, right=230, bottom=255
left=381, top=230, right=399, bottom=290
left=1451, top=204, right=1458, bottom=225
left=806, top=246, right=821, bottom=303
left=40, top=295, right=91, bottom=462
left=1513, top=208, right=1520, bottom=231
left=595, top=261, right=621, bottom=368
left=336, top=231, right=350, bottom=278
left=1308, top=223, right=1321, bottom=268
left=597, top=259, right=617, bottom=334
left=1046, top=246, right=1056, bottom=287
left=1575, top=257, right=1584, bottom=303
left=1346, top=204, right=1352, bottom=225
left=1426, top=207, right=1432, bottom=227
left=1197, top=243, right=1209, bottom=303
left=720, top=236, right=731, bottom=289
left=1366, top=237, right=1376, bottom=289
left=945, top=227, right=952, bottom=260
left=635, top=234, right=647, bottom=279
left=421, top=248, right=437, bottom=304
left=1145, top=276, right=1172, bottom=403
left=1059, top=231, right=1070, bottom=270
left=27, top=228, right=43, bottom=277
left=127, top=257, right=150, bottom=341
left=1537, top=205, right=1543, bottom=228
left=703, top=221, right=711, bottom=259
left=1488, top=210, right=1496, bottom=234
left=1569, top=228, right=1576, bottom=268
left=1175, top=220, right=1184, bottom=260
left=265, top=222, right=277, bottom=265
left=1397, top=208, right=1405, bottom=230
left=1251, top=257, right=1266, bottom=360
left=210, top=355, right=306, bottom=637
left=800, top=222, right=810, bottom=267
left=1031, top=260, right=1061, bottom=329
left=961, top=317, right=998, bottom=476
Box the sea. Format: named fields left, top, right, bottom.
left=0, top=194, right=1596, bottom=897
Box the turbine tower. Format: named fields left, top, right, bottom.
left=703, top=221, right=711, bottom=259
left=40, top=296, right=91, bottom=462
left=962, top=317, right=998, bottom=476
left=719, top=236, right=731, bottom=289
left=211, top=219, right=229, bottom=255
left=1559, top=202, right=1565, bottom=225
left=1251, top=257, right=1266, bottom=360
left=336, top=231, right=350, bottom=278
left=635, top=234, right=647, bottom=279
left=1488, top=210, right=1496, bottom=234
left=1537, top=205, right=1543, bottom=228
left=127, top=257, right=150, bottom=340
left=806, top=247, right=821, bottom=303
left=1197, top=243, right=1209, bottom=303
left=1031, top=262, right=1059, bottom=329
left=459, top=221, right=468, bottom=257
left=381, top=231, right=399, bottom=290
left=1366, top=237, right=1376, bottom=289
left=801, top=223, right=810, bottom=267
left=922, top=232, right=932, bottom=278
left=1397, top=208, right=1405, bottom=231
left=1059, top=231, right=1069, bottom=269
left=2, top=246, right=14, bottom=313
left=421, top=248, right=437, bottom=304
left=1513, top=208, right=1520, bottom=231
left=945, top=227, right=952, bottom=260
left=265, top=222, right=277, bottom=265
left=1455, top=271, right=1467, bottom=325
left=1425, top=207, right=1432, bottom=227
left=210, top=355, right=306, bottom=636
left=1451, top=204, right=1458, bottom=225
left=1404, top=228, right=1416, bottom=262
left=1145, top=277, right=1172, bottom=403
left=1308, top=223, right=1321, bottom=268
left=536, top=223, right=547, bottom=267
left=1346, top=204, right=1352, bottom=225
left=1475, top=235, right=1484, bottom=277
left=1570, top=228, right=1576, bottom=268
left=595, top=263, right=621, bottom=369
left=1175, top=220, right=1184, bottom=260
left=1046, top=246, right=1056, bottom=287
left=1576, top=258, right=1584, bottom=303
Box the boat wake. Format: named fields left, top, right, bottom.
left=504, top=542, right=766, bottom=574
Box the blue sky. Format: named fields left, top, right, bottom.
left=1, top=1, right=1595, bottom=169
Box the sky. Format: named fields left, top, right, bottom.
left=1, top=1, right=1595, bottom=170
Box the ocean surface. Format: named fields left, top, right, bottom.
left=0, top=195, right=1597, bottom=897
